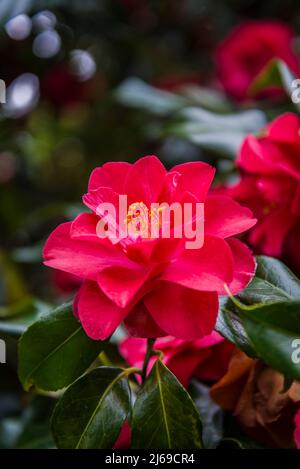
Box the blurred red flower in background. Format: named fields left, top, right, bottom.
left=120, top=331, right=234, bottom=387
left=42, top=63, right=104, bottom=109
left=216, top=21, right=299, bottom=101
left=222, top=113, right=300, bottom=276
left=43, top=155, right=256, bottom=341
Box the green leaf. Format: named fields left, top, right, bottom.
left=18, top=302, right=105, bottom=391
left=217, top=257, right=300, bottom=379
left=216, top=256, right=300, bottom=357
left=238, top=300, right=300, bottom=380
left=180, top=85, right=232, bottom=113
left=51, top=367, right=131, bottom=449
left=179, top=107, right=266, bottom=133
left=247, top=255, right=300, bottom=302
left=115, top=77, right=187, bottom=116
left=131, top=360, right=202, bottom=449
left=216, top=297, right=256, bottom=357
left=163, top=107, right=266, bottom=158
left=249, top=59, right=300, bottom=111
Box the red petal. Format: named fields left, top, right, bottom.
left=249, top=207, right=297, bottom=257
left=125, top=155, right=166, bottom=205
left=76, top=280, right=127, bottom=340
left=70, top=213, right=100, bottom=242
left=267, top=113, right=300, bottom=144
left=97, top=266, right=150, bottom=308
left=124, top=301, right=166, bottom=338
left=170, top=161, right=215, bottom=202
left=82, top=187, right=120, bottom=214
left=162, top=236, right=233, bottom=293
left=226, top=237, right=256, bottom=294
left=88, top=161, right=131, bottom=192
left=43, top=222, right=135, bottom=280
left=205, top=195, right=256, bottom=238
left=145, top=283, right=218, bottom=340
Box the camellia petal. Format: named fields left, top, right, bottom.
left=249, top=206, right=297, bottom=257
left=43, top=222, right=137, bottom=280
left=97, top=265, right=150, bottom=308
left=76, top=280, right=128, bottom=340
left=267, top=113, right=300, bottom=144
left=205, top=195, right=256, bottom=238
left=88, top=161, right=131, bottom=192
left=70, top=212, right=101, bottom=242
left=226, top=237, right=256, bottom=294
left=145, top=282, right=219, bottom=340
left=161, top=236, right=234, bottom=293
left=124, top=301, right=165, bottom=338
left=125, top=155, right=166, bottom=205
left=170, top=161, right=215, bottom=202
left=82, top=186, right=120, bottom=215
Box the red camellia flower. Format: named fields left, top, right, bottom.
left=119, top=331, right=234, bottom=387
left=216, top=21, right=299, bottom=101
left=295, top=410, right=300, bottom=449
left=43, top=156, right=256, bottom=341
left=223, top=113, right=300, bottom=276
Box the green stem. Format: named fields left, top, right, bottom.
left=124, top=367, right=142, bottom=376
left=141, top=338, right=156, bottom=384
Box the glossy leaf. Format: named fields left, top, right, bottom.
left=18, top=302, right=105, bottom=391
left=246, top=255, right=300, bottom=302
left=216, top=256, right=300, bottom=357
left=215, top=298, right=255, bottom=357
left=51, top=367, right=131, bottom=449
left=238, top=300, right=300, bottom=380
left=217, top=257, right=300, bottom=380
left=131, top=360, right=202, bottom=449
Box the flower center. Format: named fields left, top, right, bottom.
left=125, top=202, right=163, bottom=239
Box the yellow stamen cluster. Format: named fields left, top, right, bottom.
left=125, top=202, right=164, bottom=238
